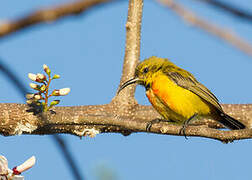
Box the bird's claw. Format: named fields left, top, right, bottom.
left=179, top=125, right=188, bottom=140
left=146, top=119, right=161, bottom=131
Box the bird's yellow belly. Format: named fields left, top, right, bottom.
left=146, top=74, right=211, bottom=122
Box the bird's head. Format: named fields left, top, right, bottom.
left=118, top=56, right=171, bottom=93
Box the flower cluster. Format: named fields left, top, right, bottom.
left=0, top=155, right=35, bottom=179
left=26, top=64, right=70, bottom=112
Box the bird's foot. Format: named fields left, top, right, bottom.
left=146, top=119, right=173, bottom=131
left=179, top=124, right=188, bottom=140
left=179, top=113, right=198, bottom=140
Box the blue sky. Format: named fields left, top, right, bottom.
left=0, top=0, right=252, bottom=179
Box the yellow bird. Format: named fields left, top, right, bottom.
left=118, top=56, right=245, bottom=134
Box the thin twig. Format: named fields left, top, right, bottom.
left=0, top=0, right=110, bottom=38
left=0, top=60, right=28, bottom=98
left=53, top=135, right=83, bottom=180
left=157, top=0, right=252, bottom=56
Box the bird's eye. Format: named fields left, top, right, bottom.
left=143, top=67, right=149, bottom=74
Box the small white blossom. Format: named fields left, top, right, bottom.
left=36, top=73, right=46, bottom=81
left=15, top=156, right=36, bottom=173
left=29, top=83, right=38, bottom=89
left=34, top=94, right=42, bottom=100
left=43, top=64, right=48, bottom=71
left=43, top=64, right=50, bottom=75
left=59, top=88, right=70, bottom=96
left=28, top=73, right=37, bottom=81
left=26, top=94, right=34, bottom=99
left=0, top=155, right=8, bottom=175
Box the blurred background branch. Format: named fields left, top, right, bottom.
left=196, top=0, right=252, bottom=21
left=0, top=0, right=251, bottom=58
left=157, top=0, right=252, bottom=56
left=0, top=0, right=110, bottom=38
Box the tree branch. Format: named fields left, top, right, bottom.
left=113, top=0, right=143, bottom=106
left=157, top=0, right=252, bottom=56
left=1, top=103, right=251, bottom=142
left=0, top=0, right=110, bottom=38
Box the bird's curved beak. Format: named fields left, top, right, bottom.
left=117, top=77, right=140, bottom=94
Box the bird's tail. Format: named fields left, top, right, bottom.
left=216, top=110, right=246, bottom=130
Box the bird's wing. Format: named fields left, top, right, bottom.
left=164, top=70, right=223, bottom=111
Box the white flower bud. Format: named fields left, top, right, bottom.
left=0, top=155, right=8, bottom=175
left=43, top=64, right=48, bottom=71
left=29, top=83, right=38, bottom=90
left=36, top=73, right=46, bottom=81
left=59, top=88, right=71, bottom=96
left=34, top=94, right=42, bottom=100
left=28, top=73, right=37, bottom=81
left=15, top=156, right=36, bottom=173
left=43, top=64, right=51, bottom=75
left=26, top=94, right=34, bottom=99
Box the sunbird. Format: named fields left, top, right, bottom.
left=118, top=56, right=246, bottom=133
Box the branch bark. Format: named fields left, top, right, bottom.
left=157, top=0, right=252, bottom=56
left=113, top=0, right=143, bottom=106
left=0, top=103, right=252, bottom=142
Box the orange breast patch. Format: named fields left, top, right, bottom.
left=151, top=75, right=175, bottom=110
